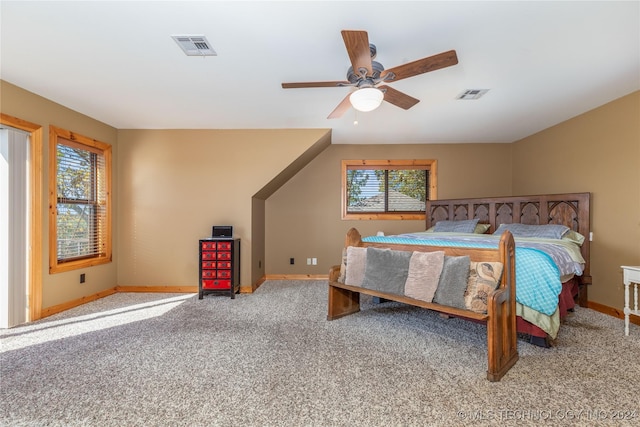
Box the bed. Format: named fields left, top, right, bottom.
left=337, top=192, right=591, bottom=347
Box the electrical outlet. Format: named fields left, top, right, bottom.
left=312, top=258, right=317, bottom=265
left=290, top=258, right=294, bottom=265
left=80, top=273, right=85, bottom=283
left=306, top=258, right=311, bottom=265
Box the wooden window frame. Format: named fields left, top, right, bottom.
left=49, top=126, right=112, bottom=273
left=341, top=159, right=437, bottom=220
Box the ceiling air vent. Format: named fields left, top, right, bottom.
left=457, top=89, right=489, bottom=100
left=171, top=35, right=217, bottom=56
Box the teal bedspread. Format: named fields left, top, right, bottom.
left=362, top=233, right=569, bottom=317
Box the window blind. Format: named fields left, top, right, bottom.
left=56, top=141, right=107, bottom=262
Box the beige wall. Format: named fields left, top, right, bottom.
left=116, top=129, right=330, bottom=288
left=512, top=91, right=640, bottom=310
left=3, top=77, right=637, bottom=314
left=1, top=81, right=118, bottom=308
left=266, top=92, right=640, bottom=311
left=265, top=143, right=512, bottom=274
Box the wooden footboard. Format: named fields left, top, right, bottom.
left=328, top=227, right=518, bottom=382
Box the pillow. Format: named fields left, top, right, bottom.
left=338, top=248, right=347, bottom=283
left=427, top=222, right=488, bottom=233
left=404, top=251, right=445, bottom=302
left=361, top=247, right=412, bottom=295
left=432, top=255, right=470, bottom=309
left=474, top=223, right=491, bottom=234
left=464, top=261, right=504, bottom=313
left=433, top=218, right=479, bottom=233
left=562, top=230, right=586, bottom=246
left=344, top=246, right=367, bottom=286
left=493, top=223, right=569, bottom=239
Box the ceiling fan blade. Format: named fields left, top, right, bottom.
left=380, top=85, right=420, bottom=110
left=341, top=30, right=372, bottom=76
left=327, top=93, right=353, bottom=119
left=282, top=81, right=351, bottom=89
left=381, top=50, right=458, bottom=83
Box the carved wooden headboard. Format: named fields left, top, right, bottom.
left=426, top=193, right=591, bottom=299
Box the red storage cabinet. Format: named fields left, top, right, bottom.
left=198, top=238, right=240, bottom=299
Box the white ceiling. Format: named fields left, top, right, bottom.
left=1, top=1, right=638, bottom=144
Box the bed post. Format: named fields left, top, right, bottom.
left=486, top=230, right=519, bottom=381
left=345, top=227, right=364, bottom=247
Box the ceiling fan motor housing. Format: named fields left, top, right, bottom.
left=369, top=43, right=377, bottom=60
left=347, top=60, right=385, bottom=84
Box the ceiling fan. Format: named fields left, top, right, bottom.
left=281, top=30, right=459, bottom=119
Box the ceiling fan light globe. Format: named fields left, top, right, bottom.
left=349, top=88, right=384, bottom=112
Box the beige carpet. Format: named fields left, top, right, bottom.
left=1, top=280, right=639, bottom=426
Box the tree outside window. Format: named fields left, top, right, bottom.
left=342, top=160, right=437, bottom=220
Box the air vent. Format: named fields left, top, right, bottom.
left=457, top=89, right=489, bottom=100
left=171, top=35, right=217, bottom=56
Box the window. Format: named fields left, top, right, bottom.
left=49, top=126, right=112, bottom=273
left=341, top=159, right=437, bottom=220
